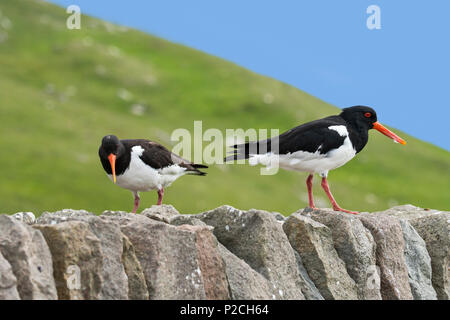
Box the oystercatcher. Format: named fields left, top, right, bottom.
left=224, top=106, right=406, bottom=214
left=99, top=135, right=207, bottom=213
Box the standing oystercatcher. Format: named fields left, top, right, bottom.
left=99, top=135, right=207, bottom=213
left=224, top=106, right=406, bottom=214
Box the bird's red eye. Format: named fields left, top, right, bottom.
left=364, top=112, right=372, bottom=118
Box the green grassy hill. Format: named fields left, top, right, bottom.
left=0, top=0, right=449, bottom=216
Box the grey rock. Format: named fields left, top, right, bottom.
left=0, top=215, right=57, bottom=300
left=196, top=205, right=305, bottom=300
left=379, top=205, right=440, bottom=220
left=283, top=213, right=358, bottom=300
left=170, top=214, right=211, bottom=227
left=2, top=204, right=445, bottom=301
left=171, top=213, right=275, bottom=299
left=121, top=235, right=149, bottom=300
left=398, top=219, right=437, bottom=300
left=293, top=251, right=324, bottom=300
left=381, top=205, right=449, bottom=300
left=12, top=212, right=36, bottom=225
left=35, top=210, right=129, bottom=300
left=178, top=224, right=230, bottom=299
left=37, top=209, right=95, bottom=225
left=141, top=204, right=180, bottom=223
left=357, top=213, right=414, bottom=300
left=269, top=211, right=286, bottom=222
left=0, top=251, right=20, bottom=300
left=301, top=208, right=381, bottom=300
left=102, top=212, right=228, bottom=299
left=217, top=243, right=274, bottom=300
left=172, top=213, right=282, bottom=300
left=410, top=214, right=449, bottom=300
left=80, top=218, right=129, bottom=300
left=34, top=221, right=104, bottom=300
left=101, top=210, right=129, bottom=217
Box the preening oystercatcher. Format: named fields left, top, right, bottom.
left=224, top=106, right=406, bottom=214
left=99, top=135, right=207, bottom=213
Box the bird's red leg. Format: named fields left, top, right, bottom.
left=320, top=177, right=358, bottom=214
left=132, top=192, right=140, bottom=214
left=306, top=174, right=316, bottom=209
left=157, top=188, right=164, bottom=205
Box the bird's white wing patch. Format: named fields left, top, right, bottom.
left=158, top=164, right=187, bottom=176
left=249, top=149, right=326, bottom=171
left=131, top=145, right=145, bottom=156
left=328, top=125, right=348, bottom=137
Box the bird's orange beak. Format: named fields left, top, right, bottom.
left=108, top=153, right=117, bottom=184
left=373, top=122, right=406, bottom=145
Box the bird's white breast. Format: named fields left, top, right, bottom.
left=108, top=146, right=187, bottom=192
left=248, top=125, right=356, bottom=176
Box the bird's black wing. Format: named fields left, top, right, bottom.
left=224, top=116, right=347, bottom=161
left=122, top=139, right=207, bottom=175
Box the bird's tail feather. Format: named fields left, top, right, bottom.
left=224, top=153, right=250, bottom=162
left=192, top=164, right=208, bottom=169
left=185, top=163, right=208, bottom=176
left=224, top=139, right=274, bottom=162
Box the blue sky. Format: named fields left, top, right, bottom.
left=49, top=0, right=449, bottom=150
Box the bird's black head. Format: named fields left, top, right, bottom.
left=340, top=105, right=406, bottom=145
left=99, top=135, right=125, bottom=184
left=100, top=135, right=122, bottom=156
left=340, top=106, right=378, bottom=130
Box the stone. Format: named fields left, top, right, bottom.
left=12, top=212, right=36, bottom=225
left=398, top=219, right=437, bottom=299
left=378, top=204, right=440, bottom=220
left=170, top=214, right=210, bottom=227
left=171, top=212, right=286, bottom=300
left=170, top=213, right=282, bottom=300
left=410, top=214, right=449, bottom=300
left=196, top=205, right=305, bottom=300
left=178, top=224, right=229, bottom=299
left=141, top=204, right=180, bottom=223
left=1, top=204, right=446, bottom=301
left=0, top=251, right=20, bottom=300
left=121, top=235, right=149, bottom=300
left=217, top=243, right=274, bottom=300
left=293, top=251, right=324, bottom=300
left=101, top=210, right=129, bottom=217
left=37, top=209, right=95, bottom=225
left=283, top=213, right=358, bottom=300
left=0, top=215, right=57, bottom=300
left=380, top=205, right=449, bottom=300
left=35, top=210, right=129, bottom=300
left=78, top=217, right=129, bottom=300
left=357, top=213, right=414, bottom=300
left=101, top=212, right=228, bottom=299
left=269, top=211, right=286, bottom=222
left=301, top=208, right=381, bottom=300
left=34, top=221, right=104, bottom=300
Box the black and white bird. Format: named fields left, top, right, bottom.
left=224, top=106, right=406, bottom=214
left=99, top=135, right=207, bottom=213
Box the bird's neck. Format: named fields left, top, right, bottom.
left=346, top=121, right=370, bottom=153
left=114, top=144, right=131, bottom=175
